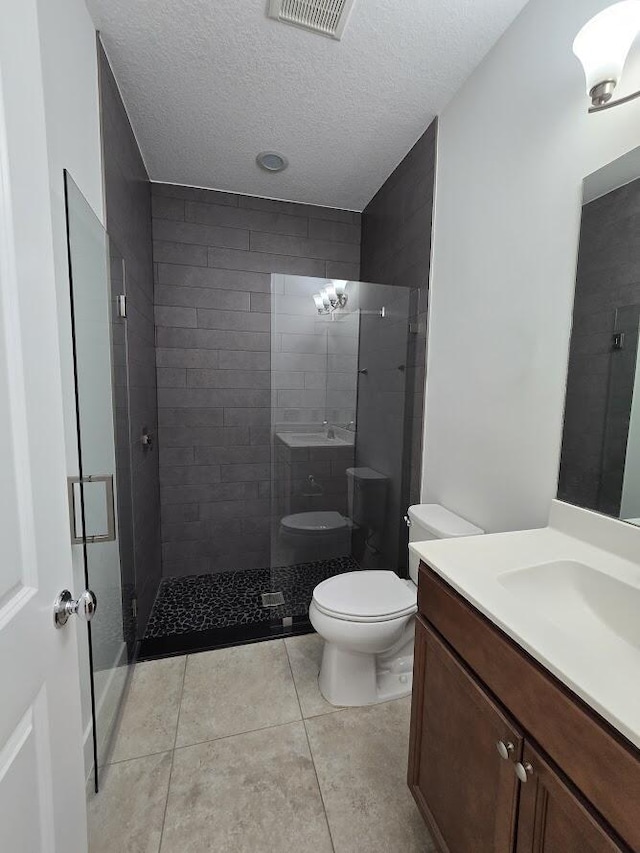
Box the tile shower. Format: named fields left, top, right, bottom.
left=144, top=260, right=416, bottom=655
left=98, top=48, right=437, bottom=659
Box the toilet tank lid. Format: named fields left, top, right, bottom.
left=346, top=467, right=387, bottom=480
left=408, top=504, right=484, bottom=538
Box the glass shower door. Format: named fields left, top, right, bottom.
left=64, top=172, right=131, bottom=788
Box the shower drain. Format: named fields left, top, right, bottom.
left=261, top=591, right=285, bottom=608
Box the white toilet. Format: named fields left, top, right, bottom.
left=278, top=511, right=351, bottom=565
left=277, top=466, right=388, bottom=565
left=309, top=503, right=484, bottom=706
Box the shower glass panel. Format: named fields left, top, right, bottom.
left=107, top=241, right=137, bottom=660
left=270, top=275, right=414, bottom=624
left=64, top=172, right=132, bottom=787
left=356, top=284, right=411, bottom=569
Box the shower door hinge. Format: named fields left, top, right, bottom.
left=117, top=294, right=127, bottom=319
left=612, top=331, right=625, bottom=350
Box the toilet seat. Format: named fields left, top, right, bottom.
left=312, top=570, right=417, bottom=623
left=280, top=511, right=348, bottom=533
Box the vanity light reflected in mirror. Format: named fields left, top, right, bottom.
left=313, top=280, right=349, bottom=315
left=324, top=282, right=338, bottom=303
left=573, top=1, right=640, bottom=112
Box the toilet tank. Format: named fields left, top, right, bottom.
left=407, top=504, right=484, bottom=583
left=346, top=467, right=388, bottom=530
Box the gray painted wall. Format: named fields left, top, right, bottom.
left=98, top=43, right=161, bottom=638
left=151, top=184, right=361, bottom=576
left=559, top=177, right=640, bottom=517
left=359, top=119, right=437, bottom=569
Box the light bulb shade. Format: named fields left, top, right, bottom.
left=573, top=1, right=640, bottom=96
left=333, top=280, right=347, bottom=296
left=313, top=293, right=325, bottom=311
left=324, top=283, right=337, bottom=303
left=319, top=288, right=331, bottom=308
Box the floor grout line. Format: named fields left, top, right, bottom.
left=156, top=653, right=188, bottom=852
left=172, top=654, right=189, bottom=752
left=105, top=747, right=174, bottom=767
left=173, top=716, right=304, bottom=752
left=284, top=638, right=337, bottom=853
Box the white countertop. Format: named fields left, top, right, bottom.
left=409, top=500, right=640, bottom=749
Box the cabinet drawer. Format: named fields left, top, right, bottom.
left=419, top=562, right=640, bottom=852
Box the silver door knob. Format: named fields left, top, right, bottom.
left=514, top=761, right=533, bottom=782
left=496, top=740, right=515, bottom=760
left=53, top=589, right=97, bottom=628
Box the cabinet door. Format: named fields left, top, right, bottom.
left=408, top=617, right=523, bottom=853
left=516, top=744, right=625, bottom=853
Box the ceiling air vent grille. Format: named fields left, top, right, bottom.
left=268, top=0, right=356, bottom=40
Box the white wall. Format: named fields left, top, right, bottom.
left=35, top=0, right=106, bottom=776
left=422, top=0, right=640, bottom=533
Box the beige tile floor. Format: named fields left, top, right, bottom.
left=89, top=633, right=436, bottom=853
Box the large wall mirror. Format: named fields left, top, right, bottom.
left=559, top=147, right=640, bottom=524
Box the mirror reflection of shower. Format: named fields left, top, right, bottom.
left=271, top=274, right=415, bottom=605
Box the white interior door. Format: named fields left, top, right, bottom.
left=0, top=0, right=88, bottom=850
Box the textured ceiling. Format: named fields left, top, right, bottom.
left=86, top=0, right=529, bottom=211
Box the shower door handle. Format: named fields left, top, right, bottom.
left=67, top=474, right=116, bottom=544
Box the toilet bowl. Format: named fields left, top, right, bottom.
left=277, top=510, right=351, bottom=564
left=309, top=504, right=484, bottom=707
left=277, top=467, right=389, bottom=565
left=310, top=570, right=417, bottom=706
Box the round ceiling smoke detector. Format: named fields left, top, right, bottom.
left=256, top=151, right=288, bottom=172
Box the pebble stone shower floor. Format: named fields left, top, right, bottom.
left=144, top=556, right=361, bottom=639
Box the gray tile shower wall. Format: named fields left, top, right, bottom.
left=98, top=43, right=162, bottom=637
left=360, top=119, right=437, bottom=570
left=152, top=184, right=361, bottom=576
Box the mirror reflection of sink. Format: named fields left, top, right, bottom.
left=498, top=560, right=640, bottom=650
left=277, top=431, right=354, bottom=448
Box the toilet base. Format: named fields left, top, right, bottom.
left=318, top=641, right=413, bottom=707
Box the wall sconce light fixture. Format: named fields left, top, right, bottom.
left=574, top=1, right=640, bottom=112
left=313, top=280, right=348, bottom=315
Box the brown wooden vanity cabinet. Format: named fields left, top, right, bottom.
left=409, top=618, right=522, bottom=852
left=408, top=563, right=640, bottom=853
left=515, top=743, right=624, bottom=853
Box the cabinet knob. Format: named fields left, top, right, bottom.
left=496, top=740, right=515, bottom=760
left=514, top=761, right=533, bottom=782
